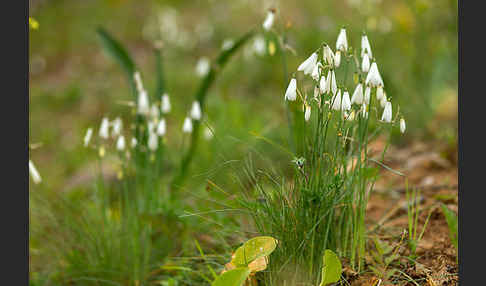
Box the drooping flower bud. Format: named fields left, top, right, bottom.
left=334, top=51, right=341, bottom=68
left=381, top=101, right=392, bottom=122
left=285, top=78, right=297, bottom=101
left=362, top=53, right=370, bottom=73
left=336, top=28, right=348, bottom=52
left=112, top=117, right=123, bottom=137
left=319, top=75, right=327, bottom=94
left=161, top=93, right=171, bottom=114
left=304, top=104, right=311, bottom=121
left=297, top=52, right=318, bottom=75
left=361, top=34, right=373, bottom=59
left=137, top=89, right=150, bottom=115
left=332, top=89, right=342, bottom=110
left=262, top=9, right=275, bottom=31
left=400, top=118, right=406, bottom=133
left=116, top=135, right=126, bottom=151
left=182, top=117, right=193, bottom=133
left=365, top=62, right=384, bottom=87
left=99, top=117, right=110, bottom=139
left=376, top=85, right=385, bottom=101
left=364, top=86, right=371, bottom=104
left=84, top=128, right=93, bottom=147
left=190, top=101, right=202, bottom=120
left=351, top=83, right=364, bottom=105
left=342, top=91, right=351, bottom=111
left=196, top=57, right=210, bottom=77
left=330, top=70, right=338, bottom=95
left=323, top=45, right=335, bottom=66
left=156, top=118, right=166, bottom=136
left=148, top=132, right=158, bottom=151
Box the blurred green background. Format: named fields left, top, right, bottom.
left=29, top=0, right=457, bottom=282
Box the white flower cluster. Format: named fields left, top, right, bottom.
left=284, top=28, right=405, bottom=131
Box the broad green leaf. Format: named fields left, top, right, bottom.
left=319, top=249, right=342, bottom=286
left=211, top=267, right=251, bottom=286
left=231, top=236, right=278, bottom=266
left=441, top=204, right=458, bottom=251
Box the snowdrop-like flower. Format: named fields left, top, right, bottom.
left=381, top=101, right=392, bottom=122
left=330, top=70, right=338, bottom=95
left=190, top=101, right=202, bottom=120
left=253, top=36, right=266, bottom=56
left=364, top=86, right=371, bottom=104
left=131, top=137, right=137, bottom=148
left=361, top=34, right=373, bottom=59
left=297, top=52, right=318, bottom=75
left=400, top=118, right=406, bottom=133
left=137, top=89, right=150, bottom=115
left=342, top=91, right=351, bottom=111
left=319, top=75, right=327, bottom=94
left=380, top=92, right=388, bottom=108
left=99, top=117, right=110, bottom=139
left=334, top=51, right=341, bottom=68
left=376, top=85, right=384, bottom=101
left=262, top=9, right=275, bottom=31
left=156, top=118, right=166, bottom=136
left=29, top=160, right=42, bottom=184
left=196, top=57, right=210, bottom=77
left=304, top=104, right=311, bottom=121
left=285, top=78, right=297, bottom=101
left=365, top=62, right=384, bottom=87
left=147, top=121, right=156, bottom=133
left=360, top=103, right=369, bottom=119
left=161, top=93, right=171, bottom=114
left=362, top=53, right=370, bottom=73
left=84, top=128, right=93, bottom=147
left=336, top=28, right=348, bottom=52
left=116, top=135, right=126, bottom=151
left=148, top=132, right=158, bottom=151
left=150, top=105, right=160, bottom=119
left=182, top=117, right=193, bottom=133
left=324, top=71, right=332, bottom=94
left=323, top=45, right=335, bottom=66
left=112, top=117, right=123, bottom=137
left=351, top=83, right=364, bottom=105
left=311, top=62, right=323, bottom=81
left=331, top=89, right=342, bottom=110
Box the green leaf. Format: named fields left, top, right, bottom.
left=96, top=27, right=137, bottom=98
left=319, top=249, right=342, bottom=286
left=440, top=204, right=458, bottom=251
left=231, top=236, right=278, bottom=266
left=211, top=267, right=251, bottom=286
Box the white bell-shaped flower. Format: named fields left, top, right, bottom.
left=323, top=45, right=335, bottom=66
left=116, top=135, right=126, bottom=151
left=156, top=118, right=166, bottom=136
left=400, top=118, right=406, bottom=133
left=362, top=53, right=370, bottom=73
left=150, top=104, right=160, bottom=119
left=262, top=10, right=275, bottom=31
left=161, top=93, right=171, bottom=114
left=84, top=128, right=93, bottom=147
left=190, top=101, right=202, bottom=120
left=365, top=62, right=384, bottom=87
left=99, top=117, right=110, bottom=139
left=311, top=62, right=322, bottom=81
left=29, top=160, right=42, bottom=184
left=131, top=137, right=137, bottom=148
left=364, top=86, right=371, bottom=104
left=182, top=117, right=193, bottom=133
left=297, top=52, right=318, bottom=75
left=319, top=75, right=327, bottom=94
left=380, top=92, right=388, bottom=108
left=360, top=103, right=369, bottom=119
left=304, top=104, right=311, bottom=121
left=331, top=89, right=342, bottom=110
left=148, top=131, right=158, bottom=151
left=351, top=83, right=364, bottom=105
left=253, top=36, right=266, bottom=56
left=147, top=121, right=156, bottom=134
left=330, top=70, right=338, bottom=95
left=137, top=89, right=150, bottom=115
left=112, top=117, right=123, bottom=137
left=376, top=86, right=385, bottom=101
left=361, top=34, right=373, bottom=59
left=336, top=28, right=348, bottom=52
left=285, top=78, right=297, bottom=101
left=196, top=57, right=210, bottom=77
left=334, top=51, right=341, bottom=68
left=342, top=91, right=351, bottom=111
left=381, top=101, right=392, bottom=122
left=134, top=71, right=144, bottom=93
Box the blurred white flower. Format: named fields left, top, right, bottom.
left=285, top=78, right=297, bottom=101
left=134, top=71, right=144, bottom=93
left=304, top=104, right=311, bottom=121
left=400, top=118, right=406, bottom=133
left=150, top=104, right=160, bottom=119
left=99, top=117, right=110, bottom=139
left=196, top=57, right=210, bottom=77
left=131, top=137, right=138, bottom=148
left=262, top=9, right=275, bottom=30
left=148, top=131, right=158, bottom=151
left=137, top=89, right=150, bottom=115
left=29, top=159, right=42, bottom=184
left=334, top=51, right=341, bottom=68
left=319, top=75, right=327, bottom=94
left=161, top=93, right=171, bottom=114
left=381, top=101, right=392, bottom=122
left=116, top=135, right=126, bottom=151
left=376, top=85, right=385, bottom=101
left=342, top=91, right=351, bottom=111
left=351, top=83, right=364, bottom=105
left=83, top=127, right=93, bottom=147
left=361, top=34, right=373, bottom=59
left=365, top=62, right=384, bottom=87
left=182, top=117, right=193, bottom=133
left=362, top=53, right=370, bottom=73
left=156, top=118, right=166, bottom=136
left=364, top=86, right=371, bottom=104
left=112, top=117, right=123, bottom=137
left=222, top=39, right=234, bottom=51
left=148, top=121, right=156, bottom=133
left=297, top=52, right=318, bottom=75
left=311, top=62, right=322, bottom=81
left=336, top=28, right=348, bottom=52
left=190, top=101, right=202, bottom=120
left=380, top=92, right=388, bottom=108
left=332, top=89, right=342, bottom=110
left=253, top=36, right=266, bottom=56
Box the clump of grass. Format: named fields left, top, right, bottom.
left=237, top=26, right=405, bottom=285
